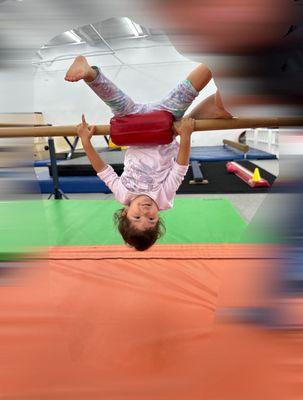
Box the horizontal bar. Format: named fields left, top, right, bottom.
left=0, top=123, right=50, bottom=128
left=0, top=124, right=110, bottom=138
left=223, top=139, right=249, bottom=153
left=194, top=116, right=303, bottom=131
left=0, top=116, right=302, bottom=138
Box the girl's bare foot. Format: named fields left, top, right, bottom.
left=214, top=90, right=233, bottom=118
left=64, top=55, right=97, bottom=83
left=188, top=91, right=233, bottom=119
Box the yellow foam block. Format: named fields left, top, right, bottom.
left=108, top=138, right=128, bottom=150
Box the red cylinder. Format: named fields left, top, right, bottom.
left=110, top=110, right=174, bottom=146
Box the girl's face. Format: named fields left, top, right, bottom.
left=125, top=195, right=159, bottom=231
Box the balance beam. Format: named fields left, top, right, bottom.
left=0, top=116, right=302, bottom=138
left=189, top=161, right=209, bottom=185
left=223, top=139, right=249, bottom=153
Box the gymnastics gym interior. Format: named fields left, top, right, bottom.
left=1, top=4, right=303, bottom=400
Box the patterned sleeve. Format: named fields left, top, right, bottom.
left=97, top=165, right=120, bottom=194
left=162, top=162, right=189, bottom=197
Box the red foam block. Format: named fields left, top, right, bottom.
left=110, top=110, right=174, bottom=146
left=226, top=161, right=270, bottom=188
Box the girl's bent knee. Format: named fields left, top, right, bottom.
left=198, top=64, right=212, bottom=80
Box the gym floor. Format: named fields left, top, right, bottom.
left=36, top=159, right=279, bottom=224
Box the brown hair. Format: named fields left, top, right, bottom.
left=113, top=208, right=166, bottom=251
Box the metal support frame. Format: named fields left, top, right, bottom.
left=47, top=137, right=69, bottom=200
left=64, top=136, right=80, bottom=160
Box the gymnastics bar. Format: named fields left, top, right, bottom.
left=0, top=116, right=303, bottom=138
left=0, top=123, right=50, bottom=128
left=223, top=139, right=249, bottom=153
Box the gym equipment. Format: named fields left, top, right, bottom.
left=0, top=112, right=45, bottom=126
left=223, top=139, right=249, bottom=157
left=0, top=197, right=293, bottom=399
left=182, top=160, right=276, bottom=194
left=37, top=160, right=276, bottom=194
left=110, top=110, right=174, bottom=146
left=0, top=199, right=248, bottom=253
left=190, top=145, right=276, bottom=162
left=0, top=123, right=49, bottom=128
left=189, top=161, right=208, bottom=184
left=0, top=244, right=293, bottom=400
left=37, top=170, right=111, bottom=194
left=1, top=115, right=303, bottom=139
left=47, top=138, right=69, bottom=200
left=0, top=219, right=286, bottom=400
left=108, top=137, right=127, bottom=150
left=47, top=144, right=275, bottom=178
left=226, top=161, right=270, bottom=188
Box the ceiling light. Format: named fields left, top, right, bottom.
left=133, top=22, right=143, bottom=36
left=124, top=17, right=143, bottom=37
left=65, top=30, right=82, bottom=43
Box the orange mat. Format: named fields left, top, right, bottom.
left=0, top=244, right=299, bottom=400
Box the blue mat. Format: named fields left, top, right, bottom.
left=34, top=159, right=51, bottom=167
left=36, top=145, right=277, bottom=194
left=190, top=146, right=243, bottom=161
left=35, top=159, right=66, bottom=167
left=35, top=146, right=276, bottom=167
left=246, top=147, right=277, bottom=160
left=190, top=146, right=276, bottom=161
left=37, top=170, right=110, bottom=194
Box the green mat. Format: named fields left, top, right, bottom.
left=0, top=198, right=249, bottom=256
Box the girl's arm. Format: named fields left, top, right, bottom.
left=81, top=138, right=107, bottom=173
left=174, top=117, right=195, bottom=166
left=77, top=114, right=107, bottom=173
left=176, top=136, right=191, bottom=166
left=77, top=115, right=122, bottom=197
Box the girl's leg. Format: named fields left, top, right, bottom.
left=186, top=64, right=232, bottom=119
left=185, top=63, right=212, bottom=92
left=65, top=56, right=137, bottom=116
left=151, top=63, right=231, bottom=120
left=150, top=79, right=200, bottom=120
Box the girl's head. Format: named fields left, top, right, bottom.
left=113, top=195, right=165, bottom=251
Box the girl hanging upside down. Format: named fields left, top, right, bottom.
left=65, top=55, right=232, bottom=251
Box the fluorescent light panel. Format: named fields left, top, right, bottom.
left=133, top=22, right=143, bottom=36
left=65, top=30, right=82, bottom=43
left=124, top=17, right=143, bottom=37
